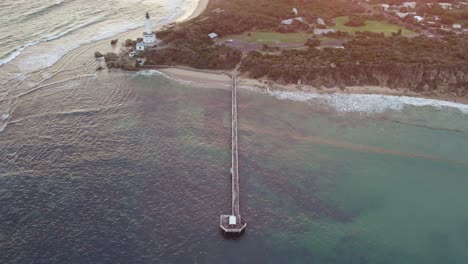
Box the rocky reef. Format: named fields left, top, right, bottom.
left=104, top=52, right=139, bottom=71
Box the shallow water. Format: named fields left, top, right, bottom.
left=0, top=0, right=198, bottom=71
left=0, top=71, right=467, bottom=263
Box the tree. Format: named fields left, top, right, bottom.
left=305, top=38, right=321, bottom=48
left=345, top=16, right=366, bottom=27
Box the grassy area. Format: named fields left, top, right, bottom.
left=331, top=16, right=417, bottom=37
left=220, top=31, right=310, bottom=44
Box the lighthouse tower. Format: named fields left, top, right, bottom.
left=142, top=12, right=157, bottom=46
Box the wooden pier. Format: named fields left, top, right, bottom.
left=220, top=74, right=247, bottom=234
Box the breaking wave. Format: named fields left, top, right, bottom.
left=0, top=41, right=40, bottom=66
left=0, top=0, right=200, bottom=70
left=23, top=0, right=66, bottom=20
left=0, top=113, right=10, bottom=133
left=266, top=91, right=468, bottom=114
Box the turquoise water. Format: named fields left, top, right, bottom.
left=239, top=89, right=468, bottom=263
left=0, top=71, right=467, bottom=263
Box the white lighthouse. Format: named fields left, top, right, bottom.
left=136, top=12, right=157, bottom=51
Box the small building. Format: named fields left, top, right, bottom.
left=380, top=4, right=390, bottom=11
left=452, top=24, right=462, bottom=29
left=395, top=12, right=415, bottom=18
left=281, top=17, right=304, bottom=25
left=229, top=215, right=237, bottom=226
left=136, top=42, right=145, bottom=51
left=438, top=3, right=452, bottom=10
left=414, top=16, right=424, bottom=22
left=317, top=18, right=325, bottom=26
left=403, top=2, right=416, bottom=9
left=208, top=32, right=218, bottom=39
left=314, top=28, right=335, bottom=35
left=292, top=8, right=298, bottom=16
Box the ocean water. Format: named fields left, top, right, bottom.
left=0, top=0, right=197, bottom=70
left=0, top=70, right=467, bottom=263
left=1, top=0, right=468, bottom=263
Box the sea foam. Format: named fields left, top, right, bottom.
left=265, top=90, right=468, bottom=114
left=0, top=0, right=198, bottom=71
left=0, top=113, right=9, bottom=133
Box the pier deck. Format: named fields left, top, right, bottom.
left=219, top=74, right=246, bottom=234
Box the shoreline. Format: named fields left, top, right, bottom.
left=184, top=0, right=210, bottom=22
left=0, top=0, right=208, bottom=75
left=158, top=67, right=231, bottom=88
left=156, top=67, right=468, bottom=105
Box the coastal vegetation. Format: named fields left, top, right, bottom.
left=333, top=16, right=417, bottom=36
left=110, top=0, right=467, bottom=96
left=240, top=33, right=468, bottom=95
left=145, top=29, right=242, bottom=69
left=219, top=32, right=310, bottom=44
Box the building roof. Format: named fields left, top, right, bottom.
left=314, top=28, right=335, bottom=35
left=208, top=32, right=218, bottom=39
left=281, top=17, right=304, bottom=25
left=396, top=12, right=415, bottom=18
left=229, top=215, right=237, bottom=225
left=403, top=2, right=416, bottom=8
left=292, top=8, right=298, bottom=15
left=317, top=18, right=325, bottom=25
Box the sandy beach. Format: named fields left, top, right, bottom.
left=185, top=0, right=210, bottom=21
left=154, top=67, right=468, bottom=104
left=158, top=67, right=231, bottom=88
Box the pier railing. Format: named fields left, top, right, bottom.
left=219, top=74, right=246, bottom=234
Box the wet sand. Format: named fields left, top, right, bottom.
left=155, top=67, right=468, bottom=105
left=158, top=68, right=231, bottom=88
left=185, top=0, right=210, bottom=21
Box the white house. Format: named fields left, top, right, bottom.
left=317, top=18, right=325, bottom=26
left=281, top=17, right=304, bottom=25
left=314, top=28, right=335, bottom=35
left=380, top=4, right=390, bottom=11
left=452, top=24, right=462, bottom=29
left=208, top=32, right=218, bottom=39
left=403, top=2, right=417, bottom=9
left=292, top=8, right=298, bottom=16
left=136, top=42, right=145, bottom=51
left=414, top=16, right=424, bottom=22
left=396, top=12, right=415, bottom=18
left=438, top=3, right=452, bottom=9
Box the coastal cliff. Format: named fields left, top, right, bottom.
left=242, top=63, right=468, bottom=97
